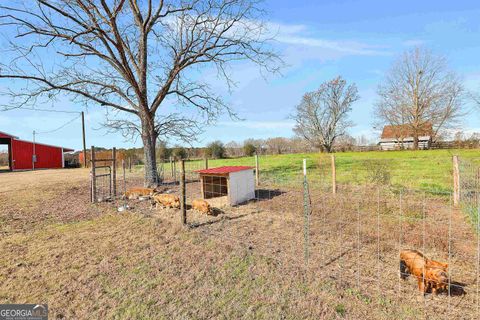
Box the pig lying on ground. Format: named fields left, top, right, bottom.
left=124, top=187, right=155, bottom=200
left=192, top=199, right=212, bottom=215
left=153, top=194, right=180, bottom=209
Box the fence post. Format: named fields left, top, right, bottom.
left=255, top=154, right=260, bottom=187
left=205, top=156, right=209, bottom=169
left=129, top=157, right=132, bottom=173
left=173, top=160, right=177, bottom=183
left=331, top=154, right=337, bottom=194
left=91, top=146, right=96, bottom=203
left=180, top=160, right=187, bottom=225
left=122, top=159, right=126, bottom=206
left=453, top=155, right=460, bottom=206
left=112, top=147, right=117, bottom=200
left=303, top=159, right=311, bottom=264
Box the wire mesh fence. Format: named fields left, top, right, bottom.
left=459, top=158, right=480, bottom=230
left=114, top=154, right=480, bottom=318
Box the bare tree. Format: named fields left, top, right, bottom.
left=225, top=141, right=242, bottom=157
left=293, top=76, right=359, bottom=153
left=375, top=47, right=465, bottom=149
left=243, top=138, right=265, bottom=154
left=0, top=0, right=280, bottom=186
left=265, top=137, right=288, bottom=154
left=469, top=91, right=480, bottom=113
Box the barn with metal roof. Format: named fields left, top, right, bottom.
left=0, top=131, right=74, bottom=171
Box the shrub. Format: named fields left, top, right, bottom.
left=156, top=140, right=172, bottom=160
left=206, top=141, right=225, bottom=159
left=243, top=143, right=257, bottom=156
left=172, top=147, right=187, bottom=160
left=363, top=160, right=391, bottom=186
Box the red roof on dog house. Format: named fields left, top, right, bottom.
left=195, top=166, right=255, bottom=206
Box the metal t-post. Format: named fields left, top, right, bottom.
left=112, top=147, right=117, bottom=200
left=303, top=159, right=311, bottom=264
left=180, top=160, right=187, bottom=225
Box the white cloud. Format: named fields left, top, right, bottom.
left=269, top=22, right=390, bottom=57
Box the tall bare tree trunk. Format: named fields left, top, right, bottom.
left=413, top=134, right=419, bottom=150
left=324, top=144, right=333, bottom=153
left=141, top=115, right=159, bottom=187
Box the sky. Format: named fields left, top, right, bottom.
left=1, top=0, right=480, bottom=151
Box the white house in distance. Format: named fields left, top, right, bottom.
left=379, top=124, right=433, bottom=150
left=195, top=166, right=256, bottom=206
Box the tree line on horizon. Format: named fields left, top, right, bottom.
left=96, top=128, right=480, bottom=166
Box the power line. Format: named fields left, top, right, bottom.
left=2, top=106, right=81, bottom=114
left=35, top=114, right=82, bottom=135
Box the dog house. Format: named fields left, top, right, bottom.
left=195, top=166, right=255, bottom=206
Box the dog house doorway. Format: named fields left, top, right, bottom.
left=202, top=175, right=228, bottom=199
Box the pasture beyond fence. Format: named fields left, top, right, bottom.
left=112, top=154, right=480, bottom=318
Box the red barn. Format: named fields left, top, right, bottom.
left=0, top=131, right=74, bottom=171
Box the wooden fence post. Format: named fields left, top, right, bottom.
left=122, top=159, right=126, bottom=202
left=112, top=147, right=117, bottom=200
left=91, top=146, right=96, bottom=203
left=255, top=154, right=260, bottom=186
left=81, top=111, right=87, bottom=168
left=173, top=160, right=177, bottom=183
left=453, top=155, right=460, bottom=206
left=205, top=157, right=209, bottom=169
left=180, top=160, right=187, bottom=225
left=331, top=154, right=337, bottom=194
left=129, top=157, right=132, bottom=173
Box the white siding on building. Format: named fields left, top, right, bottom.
left=379, top=136, right=431, bottom=150
left=228, top=169, right=255, bottom=205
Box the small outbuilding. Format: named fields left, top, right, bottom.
left=379, top=124, right=433, bottom=150
left=0, top=130, right=74, bottom=171
left=195, top=166, right=255, bottom=206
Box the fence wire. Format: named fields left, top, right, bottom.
left=116, top=155, right=480, bottom=319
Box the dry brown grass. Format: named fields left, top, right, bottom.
left=0, top=169, right=479, bottom=319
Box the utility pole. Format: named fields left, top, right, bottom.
left=32, top=130, right=36, bottom=171
left=81, top=111, right=87, bottom=168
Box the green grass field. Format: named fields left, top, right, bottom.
left=173, top=149, right=480, bottom=193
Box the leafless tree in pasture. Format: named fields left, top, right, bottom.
left=468, top=90, right=480, bottom=114
left=374, top=47, right=465, bottom=149
left=0, top=0, right=281, bottom=186
left=265, top=137, right=289, bottom=154
left=292, top=76, right=359, bottom=153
